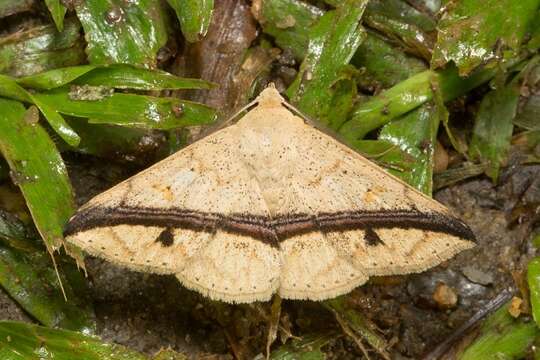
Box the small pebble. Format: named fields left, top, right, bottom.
left=508, top=296, right=523, bottom=318
left=462, top=265, right=494, bottom=285
left=433, top=283, right=458, bottom=309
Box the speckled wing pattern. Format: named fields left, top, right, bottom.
left=65, top=87, right=475, bottom=303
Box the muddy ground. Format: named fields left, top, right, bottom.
left=1, top=151, right=535, bottom=359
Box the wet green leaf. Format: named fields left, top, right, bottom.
left=353, top=139, right=406, bottom=159
left=0, top=99, right=75, bottom=251
left=528, top=257, right=540, bottom=327
left=432, top=0, right=540, bottom=75
left=0, top=74, right=80, bottom=146
left=75, top=0, right=168, bottom=67
left=325, top=0, right=436, bottom=33
left=339, top=65, right=497, bottom=141
left=0, top=321, right=147, bottom=360
left=378, top=103, right=440, bottom=195
left=17, top=64, right=215, bottom=91
left=287, top=0, right=367, bottom=128
left=361, top=0, right=435, bottom=60
left=16, top=66, right=97, bottom=90
left=352, top=32, right=427, bottom=91
left=44, top=0, right=67, bottom=32
left=168, top=0, right=214, bottom=42
left=469, top=84, right=520, bottom=182
left=33, top=88, right=217, bottom=130
left=0, top=18, right=85, bottom=77
left=459, top=301, right=540, bottom=360
left=73, top=64, right=216, bottom=90
left=256, top=0, right=323, bottom=60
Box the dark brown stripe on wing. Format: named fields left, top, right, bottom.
left=64, top=205, right=476, bottom=247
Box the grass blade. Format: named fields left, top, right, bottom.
left=0, top=74, right=80, bottom=146
left=338, top=65, right=497, bottom=141
left=528, top=257, right=540, bottom=327
left=44, top=0, right=67, bottom=31
left=16, top=65, right=97, bottom=90
left=17, top=65, right=215, bottom=91
left=287, top=0, right=368, bottom=128
left=34, top=89, right=217, bottom=130
left=378, top=102, right=440, bottom=195
left=459, top=301, right=540, bottom=359
left=0, top=321, right=147, bottom=360
left=0, top=99, right=75, bottom=252
left=167, top=0, right=214, bottom=42
left=73, top=64, right=216, bottom=90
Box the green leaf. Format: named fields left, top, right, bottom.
left=459, top=301, right=540, bottom=359
left=168, top=0, right=214, bottom=42
left=352, top=32, right=427, bottom=90
left=0, top=99, right=76, bottom=252
left=353, top=139, right=407, bottom=159
left=287, top=0, right=368, bottom=128
left=0, top=321, right=148, bottom=360
left=17, top=64, right=215, bottom=91
left=0, top=18, right=85, bottom=77
left=528, top=257, right=540, bottom=327
left=16, top=65, right=97, bottom=90
left=0, top=243, right=96, bottom=332
left=0, top=74, right=80, bottom=146
left=338, top=65, right=497, bottom=141
left=256, top=0, right=323, bottom=60
left=378, top=102, right=440, bottom=195
left=74, top=0, right=168, bottom=67
left=469, top=84, right=520, bottom=182
left=361, top=0, right=435, bottom=60
left=33, top=88, right=217, bottom=130
left=44, top=0, right=67, bottom=32
left=73, top=64, right=216, bottom=90
left=432, top=0, right=540, bottom=75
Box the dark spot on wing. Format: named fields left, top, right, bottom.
left=364, top=228, right=384, bottom=246
left=156, top=227, right=174, bottom=247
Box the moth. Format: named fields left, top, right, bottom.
left=65, top=86, right=475, bottom=303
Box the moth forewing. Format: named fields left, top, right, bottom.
left=65, top=86, right=475, bottom=303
